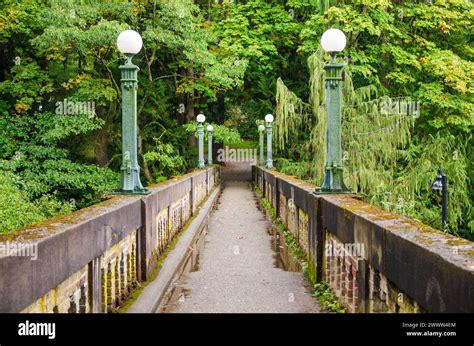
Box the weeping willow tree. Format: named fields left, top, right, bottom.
left=388, top=133, right=472, bottom=235
left=276, top=48, right=415, bottom=188
left=275, top=49, right=472, bottom=234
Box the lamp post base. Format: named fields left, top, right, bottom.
left=314, top=164, right=352, bottom=195
left=313, top=188, right=352, bottom=195
left=113, top=188, right=150, bottom=195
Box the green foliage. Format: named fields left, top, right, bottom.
left=0, top=163, right=73, bottom=233
left=275, top=158, right=315, bottom=182
left=210, top=0, right=304, bottom=139
left=389, top=132, right=472, bottom=235
left=0, top=62, right=53, bottom=114
left=275, top=77, right=308, bottom=150
left=184, top=122, right=242, bottom=144
left=0, top=0, right=250, bottom=232
left=145, top=0, right=247, bottom=101
left=0, top=168, right=43, bottom=233
left=0, top=0, right=472, bottom=240
left=276, top=51, right=416, bottom=198
left=143, top=141, right=186, bottom=182
left=273, top=0, right=473, bottom=238
left=225, top=139, right=257, bottom=150
left=313, top=282, right=345, bottom=313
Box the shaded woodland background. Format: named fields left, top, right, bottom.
left=0, top=0, right=472, bottom=238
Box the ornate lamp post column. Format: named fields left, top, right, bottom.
left=197, top=113, right=206, bottom=168
left=116, top=30, right=148, bottom=194
left=207, top=124, right=213, bottom=165
left=258, top=124, right=265, bottom=166
left=315, top=28, right=351, bottom=194
left=265, top=114, right=274, bottom=169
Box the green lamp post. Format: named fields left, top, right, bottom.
left=258, top=124, right=265, bottom=166
left=207, top=124, right=213, bottom=165
left=315, top=28, right=351, bottom=194
left=197, top=113, right=206, bottom=168
left=265, top=114, right=274, bottom=169
left=116, top=29, right=149, bottom=194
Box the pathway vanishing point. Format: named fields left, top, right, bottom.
left=162, top=161, right=321, bottom=313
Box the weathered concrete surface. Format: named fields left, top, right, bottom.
left=0, top=167, right=219, bottom=313
left=164, top=161, right=320, bottom=313
left=255, top=166, right=474, bottom=313
left=221, top=160, right=253, bottom=181
left=127, top=186, right=221, bottom=313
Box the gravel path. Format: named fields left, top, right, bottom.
left=165, top=161, right=321, bottom=313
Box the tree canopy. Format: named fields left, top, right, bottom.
left=0, top=0, right=472, bottom=238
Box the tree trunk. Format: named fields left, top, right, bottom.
left=186, top=68, right=196, bottom=147
left=95, top=107, right=109, bottom=167
left=187, top=92, right=196, bottom=147
left=138, top=128, right=153, bottom=183
left=177, top=67, right=186, bottom=125
left=213, top=93, right=225, bottom=164
left=214, top=93, right=225, bottom=123
left=95, top=128, right=109, bottom=167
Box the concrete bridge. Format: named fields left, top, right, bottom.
left=0, top=161, right=473, bottom=313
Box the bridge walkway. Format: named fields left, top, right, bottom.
left=162, top=161, right=321, bottom=313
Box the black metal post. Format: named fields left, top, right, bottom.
left=441, top=173, right=447, bottom=230
left=431, top=166, right=448, bottom=231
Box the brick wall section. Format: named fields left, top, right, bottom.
left=0, top=167, right=220, bottom=313
left=325, top=232, right=360, bottom=312
left=298, top=209, right=309, bottom=255
left=21, top=265, right=89, bottom=313
left=96, top=230, right=137, bottom=313
left=279, top=194, right=287, bottom=227
left=253, top=166, right=474, bottom=313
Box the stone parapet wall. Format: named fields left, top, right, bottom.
left=253, top=166, right=474, bottom=313
left=0, top=167, right=220, bottom=313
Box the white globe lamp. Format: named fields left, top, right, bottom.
left=320, top=29, right=346, bottom=53
left=117, top=30, right=143, bottom=55
left=196, top=114, right=206, bottom=123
